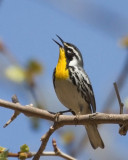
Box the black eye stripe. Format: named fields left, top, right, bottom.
left=66, top=47, right=80, bottom=62
left=64, top=42, right=84, bottom=67
left=67, top=48, right=73, bottom=52
left=66, top=48, right=74, bottom=56
left=66, top=48, right=74, bottom=55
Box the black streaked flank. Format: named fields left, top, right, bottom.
left=53, top=68, right=56, bottom=88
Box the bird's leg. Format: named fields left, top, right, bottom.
left=48, top=111, right=56, bottom=114
left=48, top=109, right=73, bottom=115
left=59, top=109, right=74, bottom=115
left=73, top=112, right=81, bottom=126
left=49, top=109, right=74, bottom=122
left=71, top=110, right=76, bottom=115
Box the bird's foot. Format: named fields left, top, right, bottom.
left=89, top=112, right=98, bottom=119
left=54, top=112, right=61, bottom=122
left=74, top=114, right=80, bottom=126
left=53, top=109, right=73, bottom=122
left=49, top=109, right=73, bottom=115
left=59, top=109, right=73, bottom=115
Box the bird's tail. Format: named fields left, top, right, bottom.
left=85, top=124, right=104, bottom=149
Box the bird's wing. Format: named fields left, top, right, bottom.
left=69, top=66, right=96, bottom=113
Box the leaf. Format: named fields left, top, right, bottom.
left=5, top=65, right=26, bottom=83
left=0, top=149, right=8, bottom=160
left=19, top=152, right=27, bottom=160
left=20, top=144, right=29, bottom=153
left=26, top=60, right=43, bottom=75
left=0, top=147, right=6, bottom=152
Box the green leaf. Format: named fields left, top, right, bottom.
left=26, top=60, right=43, bottom=75
left=0, top=149, right=8, bottom=160
left=0, top=147, right=6, bottom=152
left=19, top=152, right=27, bottom=160
left=5, top=65, right=26, bottom=83
left=20, top=144, right=29, bottom=153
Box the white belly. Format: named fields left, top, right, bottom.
left=54, top=79, right=91, bottom=115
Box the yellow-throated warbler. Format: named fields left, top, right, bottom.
left=52, top=35, right=104, bottom=149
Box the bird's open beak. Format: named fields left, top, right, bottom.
left=52, top=35, right=64, bottom=48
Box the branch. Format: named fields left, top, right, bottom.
left=113, top=82, right=128, bottom=135
left=33, top=122, right=62, bottom=160
left=3, top=95, right=20, bottom=128
left=114, top=82, right=124, bottom=114
left=0, top=99, right=55, bottom=121
left=1, top=97, right=128, bottom=159
left=0, top=143, right=76, bottom=160
left=32, top=137, right=76, bottom=160
left=0, top=151, right=33, bottom=158
left=1, top=98, right=128, bottom=125
left=52, top=139, right=76, bottom=160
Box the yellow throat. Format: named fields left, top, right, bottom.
left=55, top=48, right=69, bottom=79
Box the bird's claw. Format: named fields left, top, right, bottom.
left=54, top=112, right=62, bottom=122
left=89, top=112, right=98, bottom=119
left=74, top=115, right=79, bottom=126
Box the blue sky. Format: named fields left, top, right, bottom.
left=0, top=0, right=128, bottom=159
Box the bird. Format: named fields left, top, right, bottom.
left=52, top=35, right=104, bottom=149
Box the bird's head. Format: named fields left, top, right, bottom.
left=53, top=35, right=83, bottom=67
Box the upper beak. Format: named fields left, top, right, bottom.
left=52, top=35, right=64, bottom=48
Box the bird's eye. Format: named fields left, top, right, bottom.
left=66, top=49, right=74, bottom=57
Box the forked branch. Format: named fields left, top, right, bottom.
left=0, top=90, right=128, bottom=160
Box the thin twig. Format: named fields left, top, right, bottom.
left=0, top=151, right=33, bottom=158
left=114, top=82, right=128, bottom=135
left=0, top=150, right=75, bottom=159
left=52, top=139, right=76, bottom=160
left=33, top=123, right=63, bottom=160
left=3, top=95, right=20, bottom=128
left=113, top=82, right=124, bottom=114
left=31, top=151, right=76, bottom=158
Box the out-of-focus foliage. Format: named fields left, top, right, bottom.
left=61, top=131, right=75, bottom=145
left=0, top=39, right=5, bottom=53
left=25, top=60, right=43, bottom=86
left=120, top=36, right=128, bottom=48
left=5, top=60, right=43, bottom=84
left=26, top=60, right=43, bottom=75
left=5, top=65, right=25, bottom=83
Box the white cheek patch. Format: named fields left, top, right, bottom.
left=69, top=57, right=78, bottom=66
left=69, top=56, right=83, bottom=67
left=67, top=50, right=71, bottom=54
